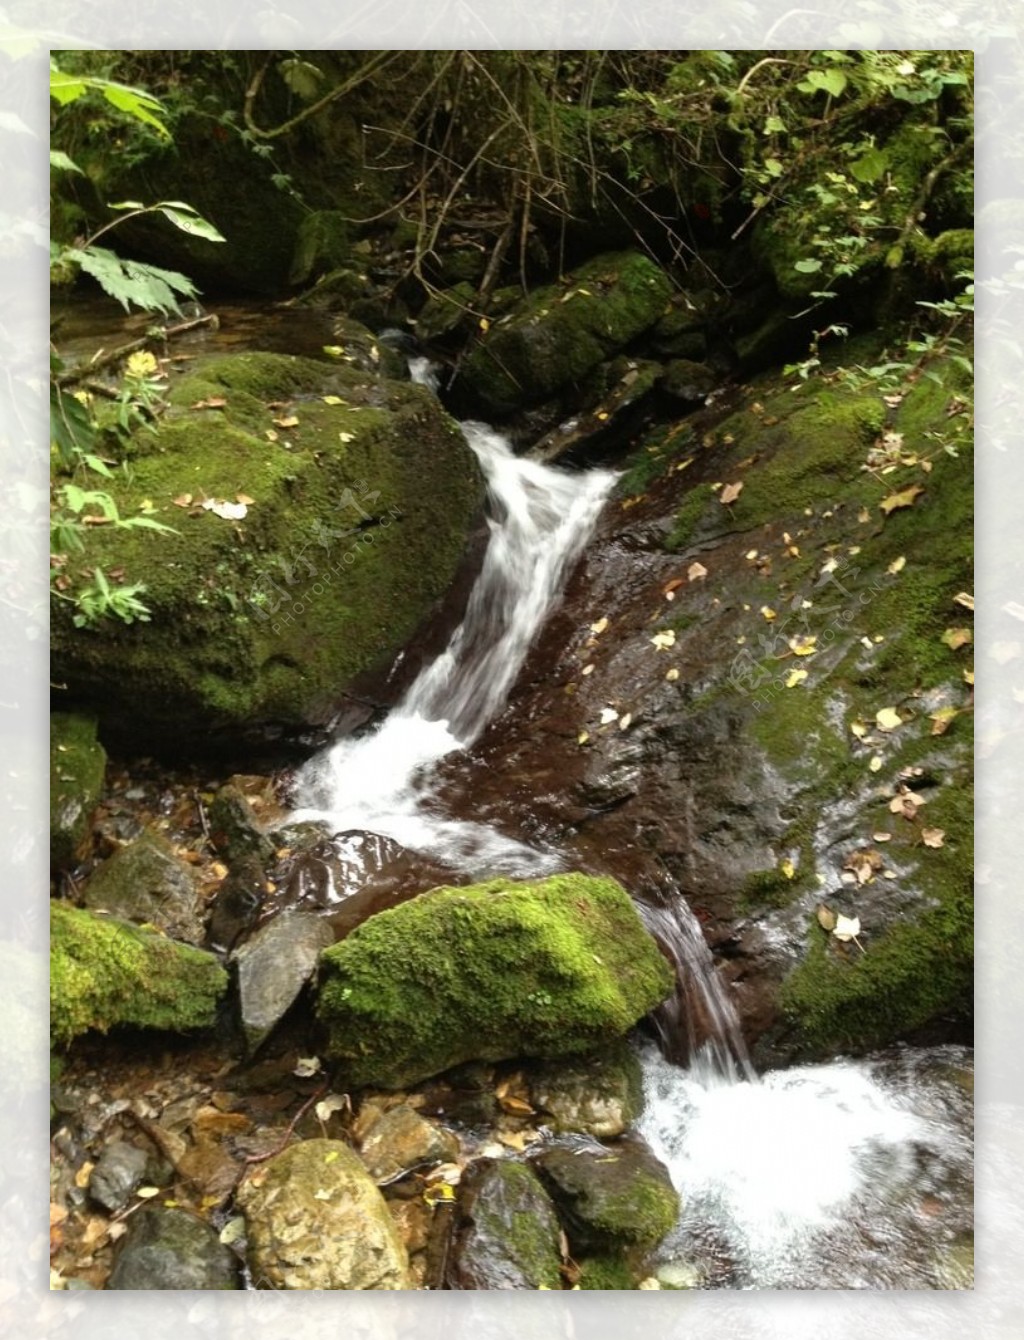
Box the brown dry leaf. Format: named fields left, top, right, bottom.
left=496, top=1130, right=530, bottom=1152
left=844, top=848, right=884, bottom=885
left=191, top=396, right=227, bottom=410
left=236, top=493, right=255, bottom=506
left=687, top=561, right=708, bottom=582
left=889, top=788, right=927, bottom=818
left=953, top=592, right=975, bottom=611
left=663, top=577, right=685, bottom=598
left=942, top=627, right=972, bottom=651
left=963, top=668, right=974, bottom=685
left=872, top=831, right=892, bottom=842
left=499, top=1095, right=536, bottom=1117
left=879, top=485, right=924, bottom=516
left=272, top=414, right=299, bottom=429
left=210, top=860, right=229, bottom=880
left=816, top=904, right=837, bottom=932
left=930, top=706, right=959, bottom=736
left=172, top=493, right=193, bottom=508
left=921, top=828, right=946, bottom=849
left=74, top=1161, right=95, bottom=1189
left=720, top=481, right=744, bottom=505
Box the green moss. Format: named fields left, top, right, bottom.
left=458, top=251, right=673, bottom=417
left=51, top=353, right=484, bottom=747
left=50, top=713, right=106, bottom=870
left=576, top=1254, right=640, bottom=1290
left=665, top=485, right=711, bottom=552
left=50, top=902, right=227, bottom=1046
left=317, top=874, right=675, bottom=1089
left=534, top=1141, right=680, bottom=1252
left=780, top=777, right=972, bottom=1056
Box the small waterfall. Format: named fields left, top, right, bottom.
left=292, top=422, right=616, bottom=876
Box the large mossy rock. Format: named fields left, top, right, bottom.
left=236, top=1139, right=409, bottom=1289
left=455, top=251, right=673, bottom=418
left=50, top=902, right=227, bottom=1046
left=51, top=351, right=484, bottom=754
left=317, top=873, right=675, bottom=1089
left=50, top=713, right=106, bottom=870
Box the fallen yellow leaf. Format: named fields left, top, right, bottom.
left=760, top=606, right=777, bottom=622
left=921, top=827, right=946, bottom=848
left=887, top=555, right=907, bottom=575
left=875, top=707, right=903, bottom=731
left=720, top=481, right=744, bottom=505
left=942, top=627, right=972, bottom=650
left=785, top=668, right=808, bottom=688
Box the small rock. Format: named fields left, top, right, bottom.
left=50, top=713, right=106, bottom=870
left=526, top=1041, right=644, bottom=1139
left=532, top=1135, right=680, bottom=1252
left=107, top=1204, right=241, bottom=1289
left=208, top=785, right=276, bottom=866
left=231, top=911, right=334, bottom=1052
left=205, top=855, right=266, bottom=954
left=359, top=1104, right=459, bottom=1184
left=88, top=1141, right=150, bottom=1214
left=662, top=358, right=716, bottom=403
left=237, top=1138, right=409, bottom=1289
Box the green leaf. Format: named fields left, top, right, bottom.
left=799, top=68, right=848, bottom=98
left=50, top=385, right=95, bottom=465
left=83, top=454, right=114, bottom=478
left=99, top=82, right=168, bottom=136
left=67, top=246, right=198, bottom=316
left=794, top=258, right=824, bottom=273
left=156, top=206, right=226, bottom=243
left=48, top=70, right=90, bottom=106
left=849, top=146, right=889, bottom=184
left=49, top=150, right=82, bottom=174
left=763, top=157, right=784, bottom=178
left=279, top=58, right=325, bottom=101
left=120, top=515, right=178, bottom=536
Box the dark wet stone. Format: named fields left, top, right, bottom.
left=449, top=1158, right=563, bottom=1290
left=532, top=1135, right=679, bottom=1251
left=88, top=1141, right=150, bottom=1214
left=205, top=855, right=266, bottom=954
left=107, top=1204, right=241, bottom=1289
left=231, top=910, right=334, bottom=1052
left=208, top=785, right=276, bottom=866
left=82, top=830, right=203, bottom=945
left=662, top=357, right=716, bottom=403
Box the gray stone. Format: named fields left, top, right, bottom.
left=231, top=911, right=334, bottom=1052
left=107, top=1204, right=241, bottom=1289
left=88, top=1141, right=150, bottom=1214
left=237, top=1139, right=409, bottom=1289
left=527, top=1041, right=644, bottom=1139
left=83, top=830, right=203, bottom=945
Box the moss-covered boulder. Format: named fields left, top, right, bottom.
left=236, top=1138, right=409, bottom=1289
left=51, top=351, right=484, bottom=754
left=455, top=251, right=673, bottom=418
left=82, top=829, right=203, bottom=944
left=317, top=873, right=675, bottom=1089
left=532, top=1137, right=680, bottom=1253
left=50, top=902, right=227, bottom=1046
left=50, top=713, right=106, bottom=870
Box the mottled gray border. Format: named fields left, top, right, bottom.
left=6, top=1, right=1015, bottom=1335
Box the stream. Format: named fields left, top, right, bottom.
left=51, top=299, right=973, bottom=1290
left=285, top=362, right=974, bottom=1290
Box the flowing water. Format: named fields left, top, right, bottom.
left=289, top=384, right=972, bottom=1291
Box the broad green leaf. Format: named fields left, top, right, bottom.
left=763, top=157, right=784, bottom=178
left=50, top=385, right=95, bottom=464
left=799, top=68, right=848, bottom=98
left=849, top=146, right=889, bottom=184
left=794, top=258, right=823, bottom=273
left=157, top=206, right=226, bottom=243
left=763, top=115, right=787, bottom=134
left=279, top=58, right=324, bottom=101
left=99, top=82, right=168, bottom=136
left=67, top=246, right=198, bottom=316
left=48, top=71, right=89, bottom=105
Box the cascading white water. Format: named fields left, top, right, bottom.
left=292, top=421, right=616, bottom=875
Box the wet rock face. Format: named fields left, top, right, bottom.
left=432, top=356, right=973, bottom=1065
left=525, top=1042, right=645, bottom=1140
left=448, top=1158, right=563, bottom=1290
left=107, top=1204, right=241, bottom=1289
left=88, top=1141, right=150, bottom=1214
left=357, top=1104, right=459, bottom=1185
left=237, top=1138, right=409, bottom=1290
